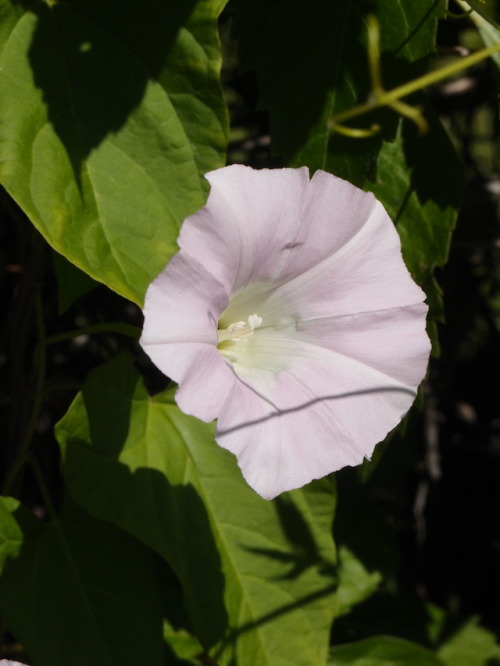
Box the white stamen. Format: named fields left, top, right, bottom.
left=248, top=314, right=263, bottom=329
left=218, top=314, right=263, bottom=344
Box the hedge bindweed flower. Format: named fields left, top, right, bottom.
left=141, top=166, right=430, bottom=500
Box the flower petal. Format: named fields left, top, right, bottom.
left=141, top=251, right=235, bottom=421
left=216, top=334, right=420, bottom=499
left=178, top=165, right=311, bottom=293
left=273, top=169, right=379, bottom=282
left=296, top=303, right=431, bottom=388
left=174, top=345, right=237, bottom=422
left=264, top=199, right=425, bottom=323
left=141, top=251, right=228, bottom=346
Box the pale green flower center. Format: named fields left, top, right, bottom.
left=217, top=285, right=296, bottom=375
left=217, top=312, right=272, bottom=373
left=217, top=311, right=295, bottom=377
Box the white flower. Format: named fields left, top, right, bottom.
left=141, top=165, right=430, bottom=499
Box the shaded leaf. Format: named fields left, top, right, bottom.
left=0, top=496, right=165, bottom=666
left=0, top=496, right=43, bottom=565
left=52, top=250, right=99, bottom=313
left=0, top=0, right=228, bottom=304
left=56, top=354, right=337, bottom=666
left=336, top=546, right=382, bottom=618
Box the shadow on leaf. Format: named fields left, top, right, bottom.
left=10, top=0, right=199, bottom=183
left=243, top=494, right=336, bottom=581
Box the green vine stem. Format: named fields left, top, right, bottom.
left=330, top=14, right=500, bottom=137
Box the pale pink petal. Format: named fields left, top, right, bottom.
left=141, top=251, right=228, bottom=347
left=263, top=200, right=425, bottom=322
left=141, top=251, right=235, bottom=421
left=296, top=303, right=431, bottom=388
left=166, top=344, right=237, bottom=423
left=178, top=165, right=311, bottom=292
left=271, top=169, right=379, bottom=282
left=216, top=333, right=422, bottom=499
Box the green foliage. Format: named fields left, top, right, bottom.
left=56, top=354, right=337, bottom=666
left=328, top=635, right=446, bottom=665
left=0, top=0, right=228, bottom=305
left=0, top=497, right=165, bottom=666
left=230, top=0, right=446, bottom=181
left=438, top=617, right=500, bottom=666
left=367, top=114, right=463, bottom=352
left=335, top=547, right=382, bottom=618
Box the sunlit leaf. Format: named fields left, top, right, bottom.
left=438, top=617, right=500, bottom=666
left=0, top=0, right=228, bottom=304
left=328, top=635, right=446, bottom=666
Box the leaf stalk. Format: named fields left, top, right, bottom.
left=330, top=15, right=500, bottom=137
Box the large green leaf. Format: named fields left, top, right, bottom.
left=56, top=354, right=337, bottom=666
left=328, top=635, right=446, bottom=666
left=0, top=0, right=228, bottom=304
left=0, top=496, right=165, bottom=666
left=230, top=0, right=445, bottom=182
